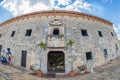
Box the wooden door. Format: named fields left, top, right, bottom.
left=0, top=45, right=2, bottom=55
left=21, top=51, right=27, bottom=67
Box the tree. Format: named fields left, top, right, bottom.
left=38, top=42, right=47, bottom=69
left=67, top=39, right=75, bottom=71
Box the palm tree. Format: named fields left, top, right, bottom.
left=67, top=39, right=75, bottom=71
left=38, top=42, right=47, bottom=69
left=67, top=39, right=75, bottom=47
left=38, top=42, right=47, bottom=50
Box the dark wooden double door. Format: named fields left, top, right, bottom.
left=47, top=51, right=65, bottom=73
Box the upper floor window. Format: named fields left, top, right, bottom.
left=98, top=31, right=103, bottom=37
left=11, top=31, right=16, bottom=37
left=25, top=29, right=32, bottom=36
left=86, top=52, right=92, bottom=60
left=111, top=32, right=114, bottom=37
left=81, top=29, right=88, bottom=36
left=53, top=28, right=59, bottom=35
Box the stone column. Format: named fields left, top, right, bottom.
left=65, top=50, right=71, bottom=73
left=41, top=50, right=47, bottom=73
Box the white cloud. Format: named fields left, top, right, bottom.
left=0, top=0, right=93, bottom=16
left=0, top=0, right=51, bottom=16
left=53, top=0, right=92, bottom=12
left=56, top=0, right=70, bottom=5
left=117, top=34, right=120, bottom=40
left=113, top=24, right=120, bottom=40
left=113, top=24, right=120, bottom=33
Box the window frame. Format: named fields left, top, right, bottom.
left=0, top=33, right=2, bottom=38
left=116, top=44, right=118, bottom=50
left=11, top=31, right=16, bottom=37
left=25, top=29, right=32, bottom=36
left=86, top=52, right=92, bottom=60
left=103, top=49, right=108, bottom=58
left=53, top=28, right=60, bottom=35
left=111, top=32, right=114, bottom=37
left=98, top=31, right=103, bottom=37
left=81, top=29, right=88, bottom=36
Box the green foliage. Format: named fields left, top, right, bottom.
left=34, top=70, right=42, bottom=74
left=67, top=39, right=75, bottom=47
left=38, top=42, right=47, bottom=49
left=78, top=65, right=87, bottom=71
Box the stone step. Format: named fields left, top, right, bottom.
left=56, top=73, right=66, bottom=75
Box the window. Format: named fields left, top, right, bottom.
left=81, top=29, right=88, bottom=36
left=53, top=28, right=59, bottom=35
left=116, top=44, right=118, bottom=50
left=11, top=31, right=15, bottom=37
left=98, top=31, right=103, bottom=37
left=111, top=32, right=114, bottom=37
left=86, top=52, right=92, bottom=60
left=104, top=49, right=108, bottom=58
left=0, top=33, right=2, bottom=38
left=25, top=29, right=32, bottom=36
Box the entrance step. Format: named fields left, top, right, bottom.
left=55, top=73, right=69, bottom=78
left=56, top=73, right=66, bottom=75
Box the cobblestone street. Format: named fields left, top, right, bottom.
left=1, top=56, right=120, bottom=80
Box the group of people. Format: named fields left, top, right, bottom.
left=0, top=48, right=12, bottom=65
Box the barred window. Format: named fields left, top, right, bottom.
left=111, top=32, right=114, bottom=37
left=86, top=52, right=92, bottom=60
left=11, top=31, right=15, bottom=37
left=25, top=29, right=32, bottom=36
left=104, top=49, right=108, bottom=58
left=53, top=28, right=59, bottom=35
left=98, top=31, right=103, bottom=37
left=81, top=29, right=88, bottom=36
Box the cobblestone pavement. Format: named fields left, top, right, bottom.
left=0, top=56, right=120, bottom=80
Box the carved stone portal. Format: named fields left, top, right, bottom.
left=47, top=19, right=65, bottom=48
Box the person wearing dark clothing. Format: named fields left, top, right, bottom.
left=7, top=48, right=12, bottom=55
left=1, top=56, right=7, bottom=64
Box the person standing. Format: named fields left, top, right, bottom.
left=7, top=48, right=12, bottom=64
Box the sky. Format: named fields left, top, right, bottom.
left=0, top=0, right=120, bottom=39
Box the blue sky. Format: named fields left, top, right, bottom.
left=0, top=0, right=120, bottom=39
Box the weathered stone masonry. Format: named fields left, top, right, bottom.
left=0, top=10, right=119, bottom=73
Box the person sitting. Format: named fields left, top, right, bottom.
left=1, top=56, right=7, bottom=64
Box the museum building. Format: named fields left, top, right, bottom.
left=0, top=10, right=119, bottom=73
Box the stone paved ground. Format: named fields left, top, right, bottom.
left=0, top=56, right=120, bottom=80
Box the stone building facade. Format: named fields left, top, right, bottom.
left=0, top=10, right=119, bottom=73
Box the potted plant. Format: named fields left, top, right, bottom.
left=34, top=70, right=43, bottom=77
left=69, top=70, right=76, bottom=77
left=77, top=65, right=87, bottom=74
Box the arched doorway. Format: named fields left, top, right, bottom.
left=47, top=51, right=65, bottom=73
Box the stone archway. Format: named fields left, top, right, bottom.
left=47, top=51, right=65, bottom=73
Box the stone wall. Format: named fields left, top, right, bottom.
left=0, top=14, right=119, bottom=73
